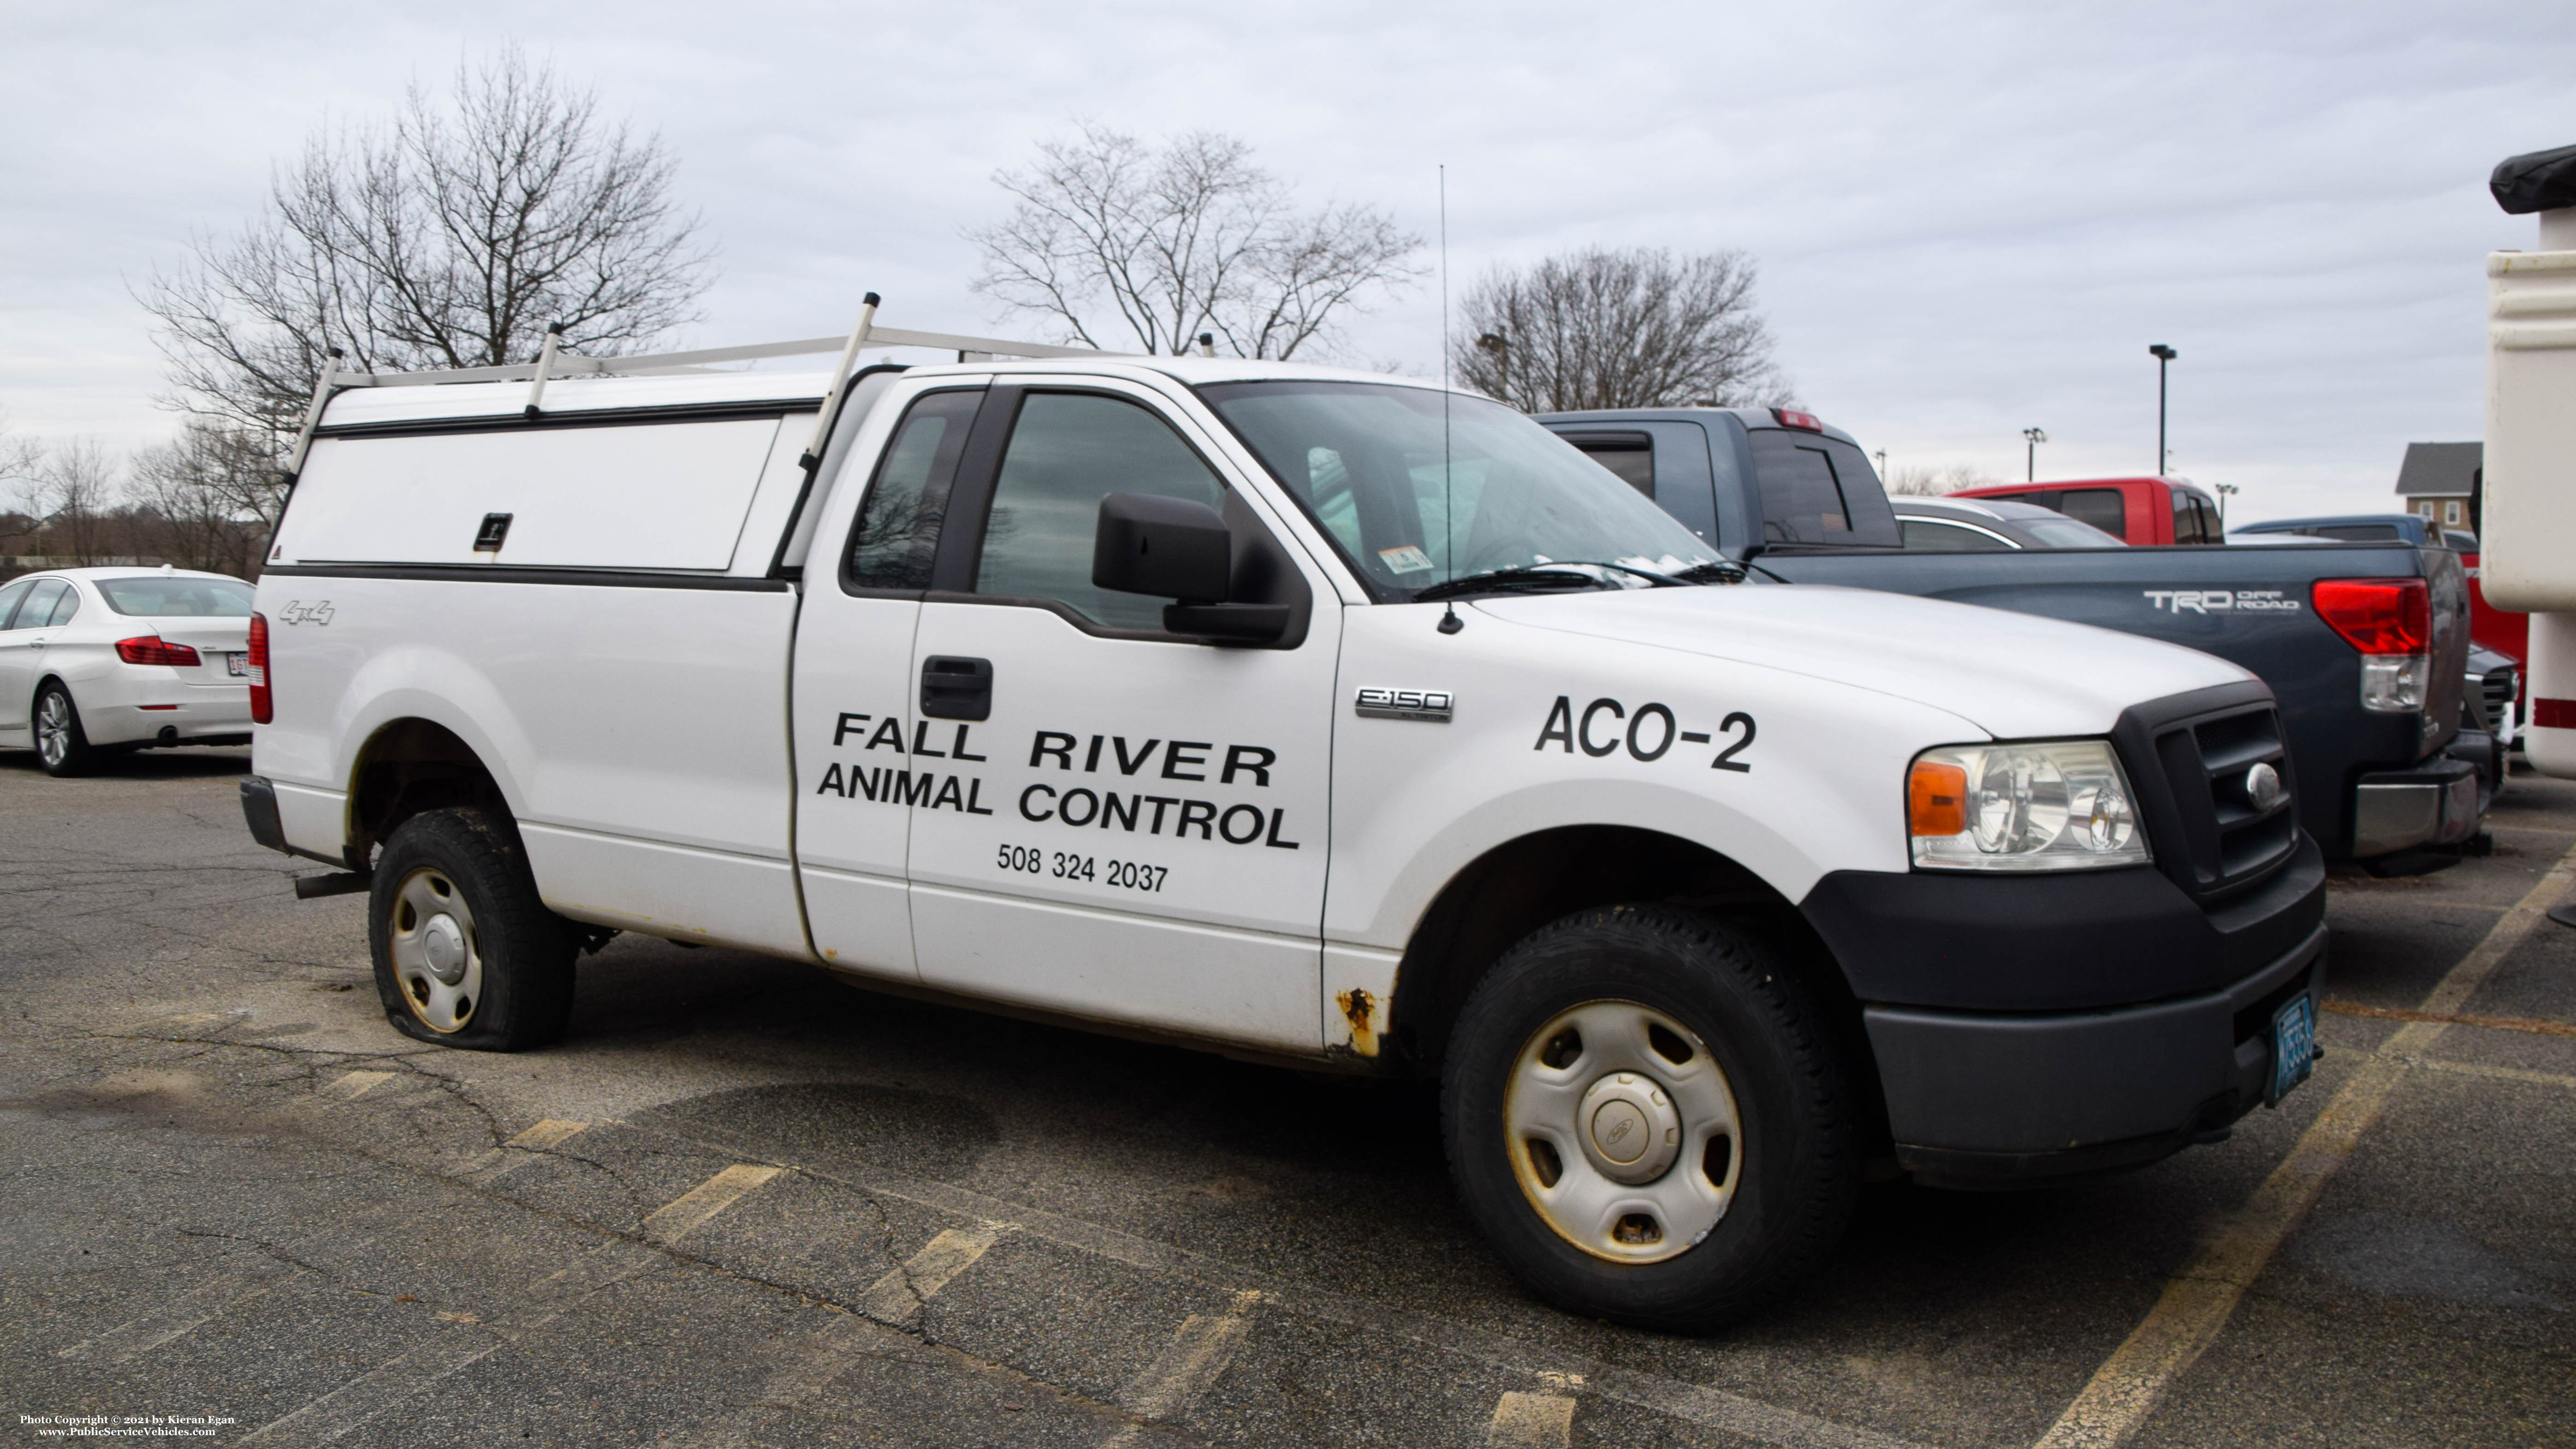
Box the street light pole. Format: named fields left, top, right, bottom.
left=1476, top=330, right=1511, bottom=408
left=2214, top=481, right=2238, bottom=529
left=2148, top=345, right=2178, bottom=474
left=2022, top=427, right=2047, bottom=483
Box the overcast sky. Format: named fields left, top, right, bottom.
left=6, top=0, right=2572, bottom=522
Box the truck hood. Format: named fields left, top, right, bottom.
left=1472, top=582, right=2254, bottom=739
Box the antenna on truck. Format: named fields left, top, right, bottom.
left=801, top=293, right=881, bottom=472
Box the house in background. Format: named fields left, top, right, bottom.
left=2397, top=441, right=2482, bottom=535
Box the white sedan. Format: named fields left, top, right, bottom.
left=0, top=567, right=256, bottom=776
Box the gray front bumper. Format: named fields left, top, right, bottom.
left=2351, top=756, right=2481, bottom=858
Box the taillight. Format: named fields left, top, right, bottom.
left=114, top=636, right=202, bottom=667
left=247, top=612, right=272, bottom=724
left=2313, top=578, right=2430, bottom=715
left=2311, top=578, right=2428, bottom=654
left=1772, top=407, right=1825, bottom=432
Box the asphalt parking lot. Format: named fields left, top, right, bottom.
left=2, top=748, right=2570, bottom=1448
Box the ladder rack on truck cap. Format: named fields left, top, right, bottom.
left=280, top=295, right=1113, bottom=479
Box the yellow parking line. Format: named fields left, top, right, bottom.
left=1102, top=1289, right=1263, bottom=1446
left=2034, top=839, right=2576, bottom=1449
left=507, top=1119, right=589, bottom=1150
left=321, top=1070, right=394, bottom=1101
left=855, top=1225, right=1004, bottom=1326
left=1486, top=1391, right=1579, bottom=1447
left=643, top=1164, right=784, bottom=1243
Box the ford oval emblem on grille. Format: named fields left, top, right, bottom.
left=2245, top=761, right=2283, bottom=812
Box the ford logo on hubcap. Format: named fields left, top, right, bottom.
left=2245, top=761, right=2283, bottom=812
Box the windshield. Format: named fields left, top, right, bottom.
left=1199, top=381, right=1721, bottom=598
left=95, top=575, right=253, bottom=617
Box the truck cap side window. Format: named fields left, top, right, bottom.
left=1745, top=431, right=1900, bottom=548
left=2061, top=487, right=2127, bottom=538
left=845, top=388, right=984, bottom=591
left=971, top=391, right=1230, bottom=631
left=1562, top=432, right=1655, bottom=497
left=1200, top=381, right=1719, bottom=598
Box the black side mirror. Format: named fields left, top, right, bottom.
left=1091, top=492, right=1290, bottom=644
left=1092, top=493, right=1233, bottom=602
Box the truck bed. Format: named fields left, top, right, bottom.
left=1755, top=542, right=2470, bottom=859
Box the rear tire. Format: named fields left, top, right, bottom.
left=1441, top=905, right=1858, bottom=1332
left=368, top=808, right=577, bottom=1051
left=34, top=682, right=99, bottom=777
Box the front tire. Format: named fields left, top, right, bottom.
left=368, top=808, right=577, bottom=1051
left=34, top=682, right=101, bottom=777
left=1441, top=905, right=1859, bottom=1332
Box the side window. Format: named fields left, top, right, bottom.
left=47, top=585, right=80, bottom=625
left=2062, top=488, right=2127, bottom=539
left=1900, top=519, right=2011, bottom=552
left=12, top=579, right=68, bottom=630
left=0, top=578, right=32, bottom=630
left=845, top=389, right=983, bottom=591
left=1563, top=432, right=1655, bottom=497
left=974, top=392, right=1228, bottom=631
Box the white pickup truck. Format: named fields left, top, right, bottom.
left=240, top=313, right=2327, bottom=1330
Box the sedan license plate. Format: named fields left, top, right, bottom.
left=2269, top=993, right=2317, bottom=1105
left=227, top=653, right=250, bottom=678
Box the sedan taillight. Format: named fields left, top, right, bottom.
left=247, top=612, right=272, bottom=724
left=115, top=635, right=203, bottom=667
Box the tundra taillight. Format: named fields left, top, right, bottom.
left=2313, top=578, right=2429, bottom=714
left=115, top=636, right=202, bottom=667
left=2311, top=578, right=2428, bottom=654
left=247, top=612, right=272, bottom=724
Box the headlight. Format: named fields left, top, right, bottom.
left=1907, top=739, right=2151, bottom=872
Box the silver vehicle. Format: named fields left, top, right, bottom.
left=1892, top=495, right=2127, bottom=552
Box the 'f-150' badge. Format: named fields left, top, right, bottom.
left=1355, top=687, right=1454, bottom=722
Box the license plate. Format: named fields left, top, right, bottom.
left=227, top=653, right=250, bottom=677
left=2269, top=994, right=2317, bottom=1105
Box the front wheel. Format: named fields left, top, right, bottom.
left=1441, top=905, right=1859, bottom=1332
left=34, top=682, right=102, bottom=777
left=368, top=808, right=577, bottom=1051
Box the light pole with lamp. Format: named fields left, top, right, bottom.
left=2148, top=344, right=2178, bottom=474
left=1476, top=330, right=1511, bottom=408
left=2214, top=481, right=2238, bottom=529
left=2022, top=427, right=2047, bottom=482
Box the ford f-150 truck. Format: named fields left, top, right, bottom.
left=1541, top=409, right=2479, bottom=864
left=238, top=318, right=2326, bottom=1331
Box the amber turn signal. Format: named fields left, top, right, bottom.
left=1908, top=760, right=1968, bottom=837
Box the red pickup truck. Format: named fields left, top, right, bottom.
left=1949, top=476, right=2224, bottom=546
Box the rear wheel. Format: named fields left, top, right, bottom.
left=1442, top=905, right=1858, bottom=1332
left=34, top=683, right=99, bottom=777
left=368, top=808, right=576, bottom=1051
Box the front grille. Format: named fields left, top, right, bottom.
left=2131, top=697, right=2300, bottom=900
left=2482, top=666, right=2519, bottom=732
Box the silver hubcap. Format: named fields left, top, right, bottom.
left=1504, top=1000, right=1741, bottom=1264
left=36, top=692, right=70, bottom=766
left=389, top=868, right=481, bottom=1033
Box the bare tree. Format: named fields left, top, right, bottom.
left=1452, top=248, right=1788, bottom=413
left=969, top=125, right=1421, bottom=359
left=1887, top=463, right=2003, bottom=497
left=130, top=423, right=283, bottom=576
left=30, top=439, right=120, bottom=567
left=140, top=47, right=714, bottom=439
left=0, top=413, right=44, bottom=559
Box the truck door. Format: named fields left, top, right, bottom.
left=791, top=384, right=991, bottom=981
left=903, top=382, right=1337, bottom=1051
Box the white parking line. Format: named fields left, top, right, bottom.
left=642, top=1164, right=784, bottom=1243
left=855, top=1224, right=1005, bottom=1326
left=1486, top=1391, right=1578, bottom=1447
left=58, top=1266, right=290, bottom=1362
left=1101, top=1289, right=1263, bottom=1446
left=2034, top=839, right=2576, bottom=1449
